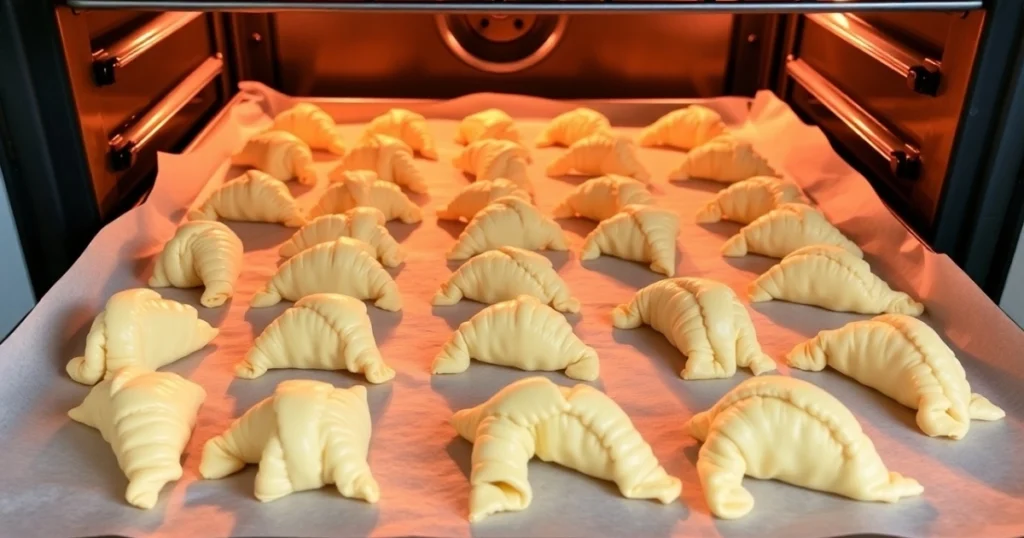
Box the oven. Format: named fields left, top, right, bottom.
left=0, top=0, right=1022, bottom=337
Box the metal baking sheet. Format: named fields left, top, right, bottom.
left=0, top=83, right=1021, bottom=538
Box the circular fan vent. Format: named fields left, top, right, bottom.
left=436, top=14, right=568, bottom=74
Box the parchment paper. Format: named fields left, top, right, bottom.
left=1, top=82, right=1022, bottom=538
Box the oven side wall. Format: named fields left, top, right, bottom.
left=0, top=169, right=35, bottom=340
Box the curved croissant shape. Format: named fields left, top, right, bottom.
left=314, top=170, right=422, bottom=223
left=750, top=245, right=924, bottom=315
left=638, top=105, right=727, bottom=150
left=188, top=171, right=306, bottom=228
left=447, top=196, right=568, bottom=260
left=722, top=203, right=862, bottom=259
left=536, top=107, right=612, bottom=148
left=252, top=237, right=401, bottom=311
left=433, top=247, right=580, bottom=313
left=451, top=376, right=681, bottom=522
left=434, top=295, right=597, bottom=379
left=67, top=289, right=218, bottom=385
left=278, top=208, right=403, bottom=266
left=453, top=139, right=533, bottom=194
left=456, top=108, right=521, bottom=145
left=232, top=131, right=317, bottom=185
left=685, top=376, right=923, bottom=519
left=149, top=221, right=243, bottom=308
left=786, top=314, right=1004, bottom=439
left=200, top=380, right=380, bottom=504
left=696, top=176, right=807, bottom=224
left=69, top=367, right=206, bottom=509
left=363, top=108, right=437, bottom=160
left=238, top=294, right=394, bottom=383
left=546, top=134, right=650, bottom=182
left=668, top=136, right=776, bottom=183
left=580, top=204, right=679, bottom=276
left=612, top=278, right=775, bottom=380
left=552, top=175, right=653, bottom=222
left=436, top=179, right=531, bottom=222
left=333, top=134, right=428, bottom=193
left=270, top=102, right=345, bottom=155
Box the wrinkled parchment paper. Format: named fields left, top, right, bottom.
left=1, top=83, right=1022, bottom=538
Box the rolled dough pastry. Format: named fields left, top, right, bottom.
left=269, top=102, right=346, bottom=155
left=580, top=204, right=679, bottom=276
left=436, top=178, right=531, bottom=222
left=638, top=105, right=727, bottom=151
left=149, top=220, right=243, bottom=308
left=722, top=203, right=862, bottom=259
left=536, top=107, right=612, bottom=148
left=668, top=135, right=776, bottom=183
left=447, top=196, right=568, bottom=260
left=332, top=134, right=428, bottom=193
left=188, top=170, right=306, bottom=228
left=696, top=176, right=807, bottom=224
left=546, top=133, right=650, bottom=182
left=314, top=170, right=422, bottom=223
left=278, top=207, right=404, bottom=267
left=362, top=108, right=437, bottom=160
left=453, top=139, right=533, bottom=194
left=456, top=108, right=521, bottom=145
left=232, top=130, right=317, bottom=185
left=551, top=174, right=653, bottom=222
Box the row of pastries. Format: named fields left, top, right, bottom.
left=62, top=102, right=1005, bottom=524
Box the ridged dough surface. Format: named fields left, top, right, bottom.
left=232, top=131, right=317, bottom=185
left=696, top=176, right=807, bottom=224
left=638, top=106, right=727, bottom=150
left=723, top=203, right=862, bottom=259
left=149, top=220, right=243, bottom=308
left=189, top=171, right=306, bottom=227
left=546, top=133, right=650, bottom=182
left=536, top=107, right=611, bottom=147
left=669, top=135, right=776, bottom=183
left=278, top=207, right=404, bottom=266
left=552, top=174, right=653, bottom=222
left=453, top=139, right=533, bottom=193
left=456, top=108, right=521, bottom=145
left=580, top=204, right=679, bottom=276
left=436, top=179, right=530, bottom=222
left=362, top=108, right=437, bottom=159
left=269, top=102, right=346, bottom=155
left=332, top=134, right=428, bottom=193
left=447, top=197, right=568, bottom=260
left=315, top=170, right=422, bottom=223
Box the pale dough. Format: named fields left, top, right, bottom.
left=232, top=131, right=317, bottom=185
left=580, top=204, right=679, bottom=276
left=722, top=203, right=862, bottom=259
left=278, top=207, right=404, bottom=267
left=188, top=170, right=306, bottom=228
left=314, top=170, right=422, bottom=223
left=436, top=179, right=531, bottom=222
left=546, top=133, right=650, bottom=182
left=535, top=107, right=612, bottom=148
left=452, top=139, right=533, bottom=194
left=332, top=134, right=428, bottom=193
left=668, top=135, right=776, bottom=183
left=456, top=108, right=521, bottom=145
left=269, top=102, right=345, bottom=155
left=362, top=108, right=437, bottom=160
left=149, top=220, right=243, bottom=308
left=638, top=105, right=727, bottom=150
left=447, top=196, right=568, bottom=260
left=551, top=174, right=653, bottom=222
left=696, top=176, right=807, bottom=224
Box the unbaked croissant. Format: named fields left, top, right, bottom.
left=200, top=380, right=380, bottom=503
left=750, top=245, right=924, bottom=315
left=696, top=176, right=807, bottom=224
left=436, top=179, right=531, bottom=222
left=447, top=196, right=568, bottom=260
left=453, top=139, right=533, bottom=193
left=612, top=278, right=775, bottom=379
left=69, top=367, right=206, bottom=509
left=434, top=295, right=597, bottom=379
left=251, top=237, right=402, bottom=311
left=232, top=131, right=317, bottom=185
left=685, top=376, right=923, bottom=519
left=638, top=105, right=727, bottom=150
left=188, top=170, right=306, bottom=228
left=269, top=102, right=345, bottom=155
left=786, top=314, right=1004, bottom=439
left=314, top=170, right=422, bottom=223
left=668, top=136, right=776, bottom=183
left=456, top=108, right=521, bottom=145
left=149, top=221, right=243, bottom=308
left=546, top=133, right=650, bottom=182
left=237, top=293, right=394, bottom=383
left=433, top=246, right=579, bottom=312
left=580, top=204, right=679, bottom=276
left=332, top=134, right=428, bottom=193
left=362, top=108, right=437, bottom=160
left=451, top=376, right=681, bottom=522
left=536, top=107, right=611, bottom=147
left=722, top=203, right=862, bottom=259
left=552, top=174, right=653, bottom=222
left=67, top=288, right=218, bottom=385
left=278, top=207, right=403, bottom=266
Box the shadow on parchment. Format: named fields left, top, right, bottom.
left=546, top=173, right=592, bottom=186
left=669, top=178, right=727, bottom=194
left=721, top=252, right=777, bottom=276
left=225, top=221, right=296, bottom=252
left=387, top=221, right=422, bottom=243
left=696, top=220, right=742, bottom=239
left=555, top=217, right=597, bottom=239
left=579, top=256, right=665, bottom=291
left=436, top=218, right=467, bottom=240
left=429, top=363, right=604, bottom=415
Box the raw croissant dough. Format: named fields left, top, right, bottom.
left=668, top=135, right=776, bottom=183
left=433, top=246, right=580, bottom=313
left=750, top=245, right=924, bottom=315
left=188, top=170, right=306, bottom=228
left=238, top=293, right=395, bottom=383
left=786, top=314, right=1004, bottom=439
left=638, top=105, right=727, bottom=150
left=552, top=174, right=653, bottom=222
left=685, top=376, right=923, bottom=520
left=149, top=221, right=243, bottom=308
left=696, top=176, right=807, bottom=224
left=332, top=134, right=428, bottom=193
left=536, top=107, right=611, bottom=147
left=200, top=380, right=380, bottom=503
left=546, top=133, right=650, bottom=182
left=278, top=207, right=404, bottom=267
left=251, top=237, right=402, bottom=311
left=362, top=108, right=437, bottom=160
left=612, top=278, right=775, bottom=379
left=451, top=376, right=681, bottom=522
left=580, top=204, right=679, bottom=276
left=269, top=102, right=345, bottom=155
left=447, top=196, right=568, bottom=260
left=436, top=179, right=531, bottom=222
left=232, top=131, right=317, bottom=185
left=67, top=288, right=219, bottom=385
left=313, top=170, right=422, bottom=223
left=456, top=108, right=521, bottom=145
left=722, top=203, right=862, bottom=259
left=453, top=139, right=533, bottom=193
left=434, top=295, right=597, bottom=379
left=69, top=367, right=206, bottom=509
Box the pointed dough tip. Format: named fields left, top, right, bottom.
left=721, top=234, right=747, bottom=257
left=250, top=290, right=283, bottom=308
left=695, top=203, right=722, bottom=223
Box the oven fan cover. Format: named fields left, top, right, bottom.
left=436, top=14, right=568, bottom=74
